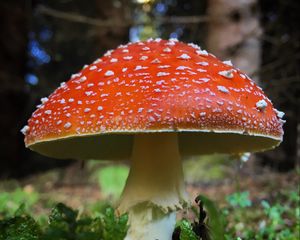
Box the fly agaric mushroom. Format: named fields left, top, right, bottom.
left=22, top=38, right=284, bottom=240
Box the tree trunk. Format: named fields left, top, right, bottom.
left=206, top=0, right=261, bottom=81
left=206, top=0, right=270, bottom=169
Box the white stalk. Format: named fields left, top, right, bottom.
left=118, top=133, right=188, bottom=240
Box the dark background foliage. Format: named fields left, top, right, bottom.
left=0, top=0, right=299, bottom=178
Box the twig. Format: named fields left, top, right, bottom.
left=36, top=5, right=209, bottom=27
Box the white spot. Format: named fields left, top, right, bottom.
left=110, top=58, right=118, bottom=63
left=68, top=98, right=74, bottom=102
left=85, top=91, right=93, bottom=96
left=104, top=70, right=114, bottom=77
left=93, top=58, right=102, bottom=64
left=138, top=108, right=144, bottom=113
left=163, top=47, right=172, bottom=52
left=79, top=76, right=87, bottom=82
left=41, top=97, right=48, bottom=104
left=45, top=110, right=52, bottom=115
left=196, top=50, right=208, bottom=56
left=275, top=109, right=285, bottom=119
left=223, top=60, right=233, bottom=66
left=256, top=100, right=268, bottom=111
left=149, top=116, right=155, bottom=122
left=20, top=125, right=30, bottom=135
left=88, top=83, right=94, bottom=88
left=60, top=99, right=66, bottom=104
left=157, top=72, right=170, bottom=77
left=123, top=56, right=133, bottom=60
left=97, top=106, right=103, bottom=111
left=156, top=80, right=165, bottom=85
left=56, top=120, right=62, bottom=125
left=89, top=66, right=97, bottom=70
left=217, top=86, right=229, bottom=93
left=166, top=40, right=176, bottom=46
left=64, top=122, right=72, bottom=129
left=200, top=112, right=206, bottom=117
left=135, top=65, right=148, bottom=71
left=240, top=74, right=246, bottom=79
left=142, top=47, right=150, bottom=51
left=187, top=70, right=197, bottom=75
left=196, top=61, right=209, bottom=66
left=213, top=108, right=222, bottom=113
left=176, top=66, right=191, bottom=70
left=84, top=108, right=91, bottom=113
left=60, top=82, right=66, bottom=87
left=78, top=100, right=82, bottom=105
left=140, top=56, right=148, bottom=60
left=218, top=70, right=234, bottom=79
left=71, top=73, right=81, bottom=79
left=104, top=50, right=113, bottom=56
left=158, top=65, right=170, bottom=69
left=199, top=78, right=210, bottom=82
left=151, top=58, right=161, bottom=64
left=188, top=43, right=200, bottom=49
left=122, top=68, right=128, bottom=72
left=178, top=53, right=191, bottom=60
left=240, top=152, right=251, bottom=162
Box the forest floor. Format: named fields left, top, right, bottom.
left=1, top=157, right=299, bottom=239
left=1, top=157, right=297, bottom=215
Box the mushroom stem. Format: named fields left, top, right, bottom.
left=118, top=133, right=188, bottom=240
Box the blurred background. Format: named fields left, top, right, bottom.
left=0, top=0, right=299, bottom=238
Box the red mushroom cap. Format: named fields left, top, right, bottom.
left=22, top=39, right=284, bottom=160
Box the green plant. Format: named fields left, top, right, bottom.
left=0, top=188, right=298, bottom=239
left=174, top=195, right=224, bottom=240
left=0, top=203, right=128, bottom=240
left=223, top=189, right=299, bottom=240
left=101, top=207, right=128, bottom=240
left=0, top=214, right=41, bottom=240
left=226, top=191, right=252, bottom=208
left=0, top=188, right=39, bottom=218
left=175, top=189, right=299, bottom=240
left=176, top=219, right=198, bottom=240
